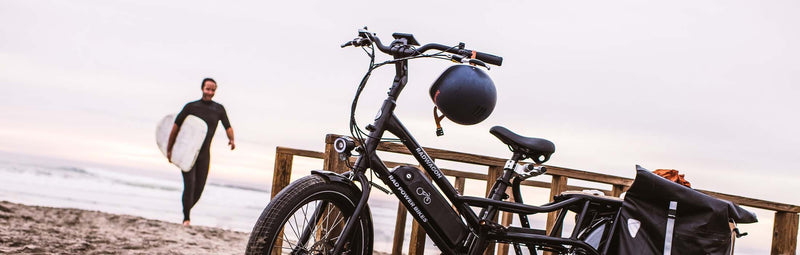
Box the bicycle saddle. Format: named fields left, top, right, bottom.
left=490, top=126, right=555, bottom=163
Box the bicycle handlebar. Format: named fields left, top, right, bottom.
left=343, top=31, right=503, bottom=66
left=418, top=43, right=503, bottom=66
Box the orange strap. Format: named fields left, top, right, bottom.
left=470, top=51, right=477, bottom=66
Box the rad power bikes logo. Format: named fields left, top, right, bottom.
left=388, top=174, right=428, bottom=223
left=416, top=187, right=432, bottom=205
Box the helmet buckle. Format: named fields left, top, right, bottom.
left=433, top=106, right=446, bottom=137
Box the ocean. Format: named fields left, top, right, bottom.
left=0, top=159, right=419, bottom=253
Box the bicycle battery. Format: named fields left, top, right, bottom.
left=389, top=166, right=468, bottom=246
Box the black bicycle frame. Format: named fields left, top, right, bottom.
left=330, top=44, right=615, bottom=255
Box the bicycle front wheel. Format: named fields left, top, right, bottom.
left=246, top=175, right=373, bottom=255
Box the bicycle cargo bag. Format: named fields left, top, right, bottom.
left=607, top=165, right=757, bottom=255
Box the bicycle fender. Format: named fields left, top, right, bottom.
left=311, top=170, right=360, bottom=191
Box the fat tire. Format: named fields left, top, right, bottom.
left=246, top=175, right=373, bottom=254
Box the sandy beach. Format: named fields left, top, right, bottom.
left=0, top=200, right=248, bottom=254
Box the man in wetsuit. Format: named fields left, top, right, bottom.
left=166, top=77, right=235, bottom=226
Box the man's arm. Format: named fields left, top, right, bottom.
left=166, top=124, right=180, bottom=162
left=226, top=127, right=235, bottom=150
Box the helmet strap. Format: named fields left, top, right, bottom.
left=433, top=106, right=446, bottom=136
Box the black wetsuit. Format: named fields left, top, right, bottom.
left=174, top=99, right=231, bottom=221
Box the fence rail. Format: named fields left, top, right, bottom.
left=269, top=134, right=799, bottom=255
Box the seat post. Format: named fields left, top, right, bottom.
left=496, top=151, right=524, bottom=196
left=483, top=151, right=525, bottom=220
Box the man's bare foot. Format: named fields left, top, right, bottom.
left=182, top=220, right=190, bottom=227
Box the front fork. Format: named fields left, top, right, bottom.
left=331, top=171, right=372, bottom=254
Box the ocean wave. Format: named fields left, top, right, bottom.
left=54, top=166, right=93, bottom=175
left=0, top=162, right=94, bottom=178
left=110, top=180, right=181, bottom=192
left=208, top=183, right=268, bottom=193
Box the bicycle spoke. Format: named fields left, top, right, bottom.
left=322, top=210, right=345, bottom=241
left=287, top=214, right=302, bottom=242
left=246, top=175, right=369, bottom=254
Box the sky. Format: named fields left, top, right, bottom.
left=1, top=0, right=799, bottom=248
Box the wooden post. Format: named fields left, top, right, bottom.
left=771, top=211, right=799, bottom=255
left=497, top=187, right=515, bottom=255
left=271, top=150, right=293, bottom=199
left=484, top=166, right=503, bottom=197
left=392, top=202, right=408, bottom=255
left=409, top=166, right=432, bottom=255
left=546, top=175, right=568, bottom=236
left=323, top=135, right=347, bottom=173
left=482, top=165, right=503, bottom=255
left=455, top=176, right=466, bottom=195
left=611, top=184, right=626, bottom=198
left=270, top=149, right=294, bottom=255
left=409, top=219, right=427, bottom=255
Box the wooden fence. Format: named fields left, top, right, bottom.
left=270, top=134, right=800, bottom=255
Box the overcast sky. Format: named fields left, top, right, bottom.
left=1, top=1, right=799, bottom=250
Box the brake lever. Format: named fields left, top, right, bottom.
left=341, top=37, right=372, bottom=48
left=450, top=55, right=490, bottom=70
left=468, top=59, right=489, bottom=69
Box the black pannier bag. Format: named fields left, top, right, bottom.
left=607, top=166, right=757, bottom=255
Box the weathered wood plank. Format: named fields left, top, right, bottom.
left=276, top=146, right=325, bottom=159
left=271, top=151, right=293, bottom=199
left=326, top=134, right=507, bottom=166
left=544, top=166, right=634, bottom=186
left=611, top=184, right=627, bottom=197
left=392, top=201, right=408, bottom=255
left=482, top=166, right=504, bottom=255
left=771, top=211, right=798, bottom=255
left=699, top=189, right=800, bottom=213
left=269, top=150, right=293, bottom=255
left=409, top=219, right=426, bottom=255
left=454, top=176, right=466, bottom=195
left=497, top=187, right=515, bottom=255
left=546, top=175, right=568, bottom=236
left=322, top=143, right=347, bottom=173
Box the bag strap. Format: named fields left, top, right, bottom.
left=664, top=201, right=678, bottom=255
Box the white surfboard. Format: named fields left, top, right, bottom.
left=156, top=114, right=208, bottom=172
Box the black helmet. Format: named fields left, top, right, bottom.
left=429, top=65, right=497, bottom=125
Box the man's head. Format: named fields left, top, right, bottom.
left=201, top=78, right=217, bottom=101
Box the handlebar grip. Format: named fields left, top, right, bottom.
left=474, top=51, right=503, bottom=66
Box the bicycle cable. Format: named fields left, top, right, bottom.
left=347, top=43, right=466, bottom=173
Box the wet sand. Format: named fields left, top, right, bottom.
left=0, top=200, right=248, bottom=254
left=0, top=201, right=394, bottom=254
